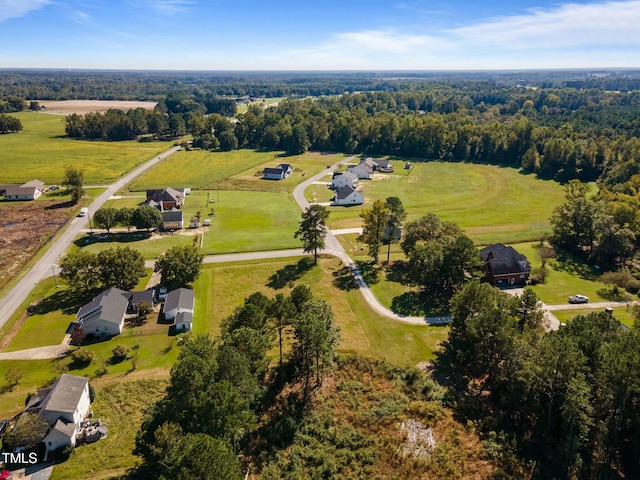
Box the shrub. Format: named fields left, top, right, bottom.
left=70, top=349, right=95, bottom=368
left=601, top=270, right=640, bottom=294
left=111, top=345, right=129, bottom=363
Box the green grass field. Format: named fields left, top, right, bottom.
left=317, top=159, right=565, bottom=245
left=1, top=112, right=175, bottom=184
left=200, top=256, right=448, bottom=365
left=74, top=189, right=303, bottom=257
left=513, top=242, right=631, bottom=305
left=128, top=149, right=344, bottom=192
left=553, top=307, right=636, bottom=327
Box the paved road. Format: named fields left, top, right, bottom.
left=0, top=146, right=181, bottom=329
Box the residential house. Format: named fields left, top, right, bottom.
left=76, top=287, right=128, bottom=337
left=375, top=159, right=394, bottom=172
left=124, top=289, right=156, bottom=313
left=174, top=311, right=193, bottom=331
left=330, top=171, right=359, bottom=190
left=262, top=163, right=293, bottom=180
left=161, top=209, right=183, bottom=231
left=347, top=162, right=373, bottom=180
left=2, top=179, right=45, bottom=201
left=333, top=185, right=364, bottom=206
left=145, top=187, right=184, bottom=210
left=163, top=287, right=195, bottom=322
left=25, top=374, right=91, bottom=456
left=480, top=243, right=531, bottom=287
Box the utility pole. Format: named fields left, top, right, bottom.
left=52, top=265, right=58, bottom=288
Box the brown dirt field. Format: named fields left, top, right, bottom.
left=37, top=100, right=157, bottom=116
left=0, top=199, right=74, bottom=291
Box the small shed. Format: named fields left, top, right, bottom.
left=190, top=217, right=201, bottom=228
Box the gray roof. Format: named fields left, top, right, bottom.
left=77, top=287, right=129, bottom=327
left=127, top=289, right=155, bottom=306
left=174, top=311, right=193, bottom=325
left=164, top=287, right=194, bottom=312
left=162, top=210, right=183, bottom=222
left=278, top=163, right=292, bottom=172
left=347, top=163, right=373, bottom=176
left=333, top=171, right=358, bottom=181
left=3, top=185, right=38, bottom=197
left=42, top=374, right=88, bottom=416
left=263, top=167, right=284, bottom=176
left=480, top=243, right=530, bottom=276
left=48, top=418, right=76, bottom=438
left=335, top=184, right=357, bottom=200
left=147, top=187, right=183, bottom=204
left=21, top=179, right=45, bottom=188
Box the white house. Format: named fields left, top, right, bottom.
left=174, top=311, right=193, bottom=331
left=2, top=180, right=45, bottom=201
left=333, top=185, right=364, bottom=206
left=263, top=163, right=293, bottom=180
left=76, top=287, right=128, bottom=337
left=164, top=288, right=195, bottom=321
left=330, top=171, right=359, bottom=190
left=346, top=163, right=373, bottom=180
left=25, top=374, right=91, bottom=455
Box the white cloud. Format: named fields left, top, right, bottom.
left=275, top=0, right=640, bottom=69
left=147, top=0, right=193, bottom=16
left=0, top=0, right=51, bottom=23
left=71, top=10, right=92, bottom=25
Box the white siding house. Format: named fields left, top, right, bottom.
left=333, top=185, right=364, bottom=206
left=164, top=288, right=195, bottom=321
left=330, top=171, right=359, bottom=190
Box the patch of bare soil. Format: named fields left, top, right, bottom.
left=0, top=200, right=74, bottom=291
left=36, top=100, right=157, bottom=116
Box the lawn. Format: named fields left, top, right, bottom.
left=201, top=256, right=448, bottom=365
left=1, top=112, right=175, bottom=184
left=316, top=160, right=565, bottom=245
left=128, top=149, right=344, bottom=192
left=553, top=307, right=636, bottom=328
left=235, top=97, right=286, bottom=114
left=513, top=242, right=630, bottom=305
left=74, top=190, right=303, bottom=257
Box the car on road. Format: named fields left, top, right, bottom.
left=568, top=294, right=589, bottom=304
left=79, top=207, right=89, bottom=217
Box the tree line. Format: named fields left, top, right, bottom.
left=134, top=286, right=339, bottom=479
left=439, top=281, right=640, bottom=479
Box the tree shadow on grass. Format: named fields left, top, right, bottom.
left=354, top=260, right=380, bottom=286
left=391, top=290, right=451, bottom=317
left=596, top=287, right=633, bottom=302
left=267, top=257, right=315, bottom=289
left=31, top=288, right=94, bottom=316
left=73, top=231, right=151, bottom=249
left=333, top=265, right=358, bottom=291
left=552, top=249, right=599, bottom=281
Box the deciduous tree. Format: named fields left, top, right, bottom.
left=154, top=246, right=203, bottom=290
left=358, top=199, right=388, bottom=263
left=63, top=166, right=85, bottom=204
left=93, top=207, right=119, bottom=233
left=132, top=206, right=162, bottom=231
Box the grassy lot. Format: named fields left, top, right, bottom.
left=74, top=190, right=303, bottom=257
left=514, top=242, right=632, bottom=305
left=1, top=112, right=174, bottom=184
left=128, top=149, right=283, bottom=190
left=235, top=97, right=286, bottom=114
left=553, top=307, right=636, bottom=328
left=203, top=256, right=448, bottom=365
left=128, top=149, right=344, bottom=192
left=317, top=160, right=565, bottom=245
left=50, top=378, right=167, bottom=480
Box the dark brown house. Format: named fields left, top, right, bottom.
left=480, top=243, right=531, bottom=287
left=146, top=187, right=184, bottom=210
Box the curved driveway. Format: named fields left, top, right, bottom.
left=0, top=146, right=181, bottom=329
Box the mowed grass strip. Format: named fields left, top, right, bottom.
left=200, top=256, right=447, bottom=365
left=321, top=160, right=565, bottom=245
left=2, top=112, right=174, bottom=184
left=75, top=190, right=302, bottom=258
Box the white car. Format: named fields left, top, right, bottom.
left=568, top=294, right=589, bottom=304
left=79, top=207, right=89, bottom=217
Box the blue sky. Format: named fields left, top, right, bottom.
left=1, top=0, right=639, bottom=70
